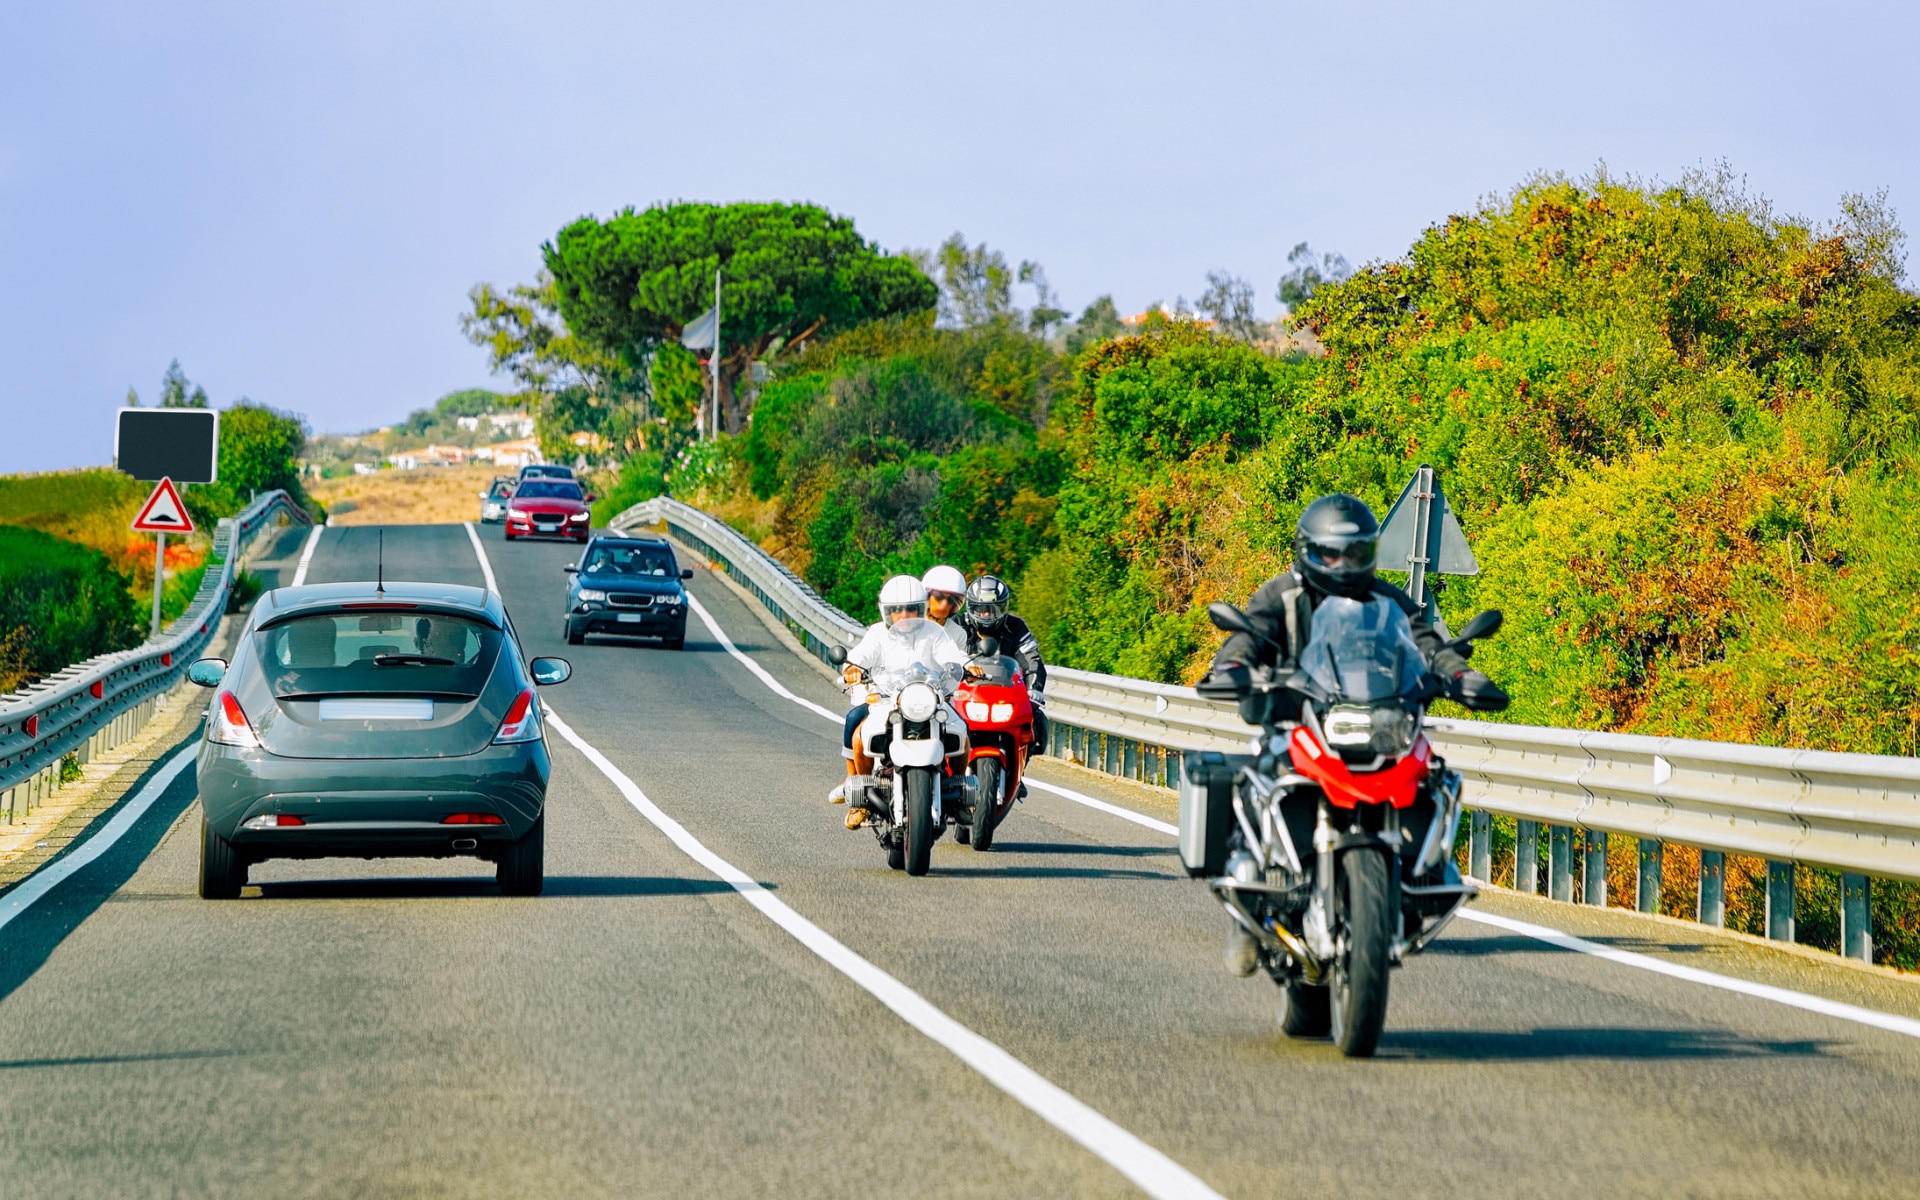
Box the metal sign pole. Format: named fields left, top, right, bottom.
left=711, top=268, right=722, bottom=441
left=150, top=533, right=166, bottom=638
left=1405, top=463, right=1435, bottom=616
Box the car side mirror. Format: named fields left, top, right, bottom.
left=585, top=493, right=598, bottom=503
left=681, top=568, right=694, bottom=580
left=563, top=564, right=578, bottom=574
left=478, top=491, right=488, bottom=499
left=826, top=645, right=848, bottom=666
left=529, top=656, right=572, bottom=686
left=1207, top=602, right=1255, bottom=635
left=187, top=658, right=227, bottom=687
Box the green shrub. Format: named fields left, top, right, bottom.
left=0, top=526, right=142, bottom=692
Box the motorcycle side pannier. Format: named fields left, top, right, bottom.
left=1179, top=751, right=1251, bottom=877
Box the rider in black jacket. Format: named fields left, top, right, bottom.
left=959, top=574, right=1048, bottom=755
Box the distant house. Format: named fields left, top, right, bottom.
left=455, top=415, right=482, bottom=432
left=490, top=438, right=542, bottom=470
left=421, top=444, right=467, bottom=465
left=353, top=462, right=377, bottom=476
left=387, top=453, right=420, bottom=471
left=488, top=412, right=536, bottom=438
left=470, top=445, right=495, bottom=462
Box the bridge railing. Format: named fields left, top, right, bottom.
left=0, top=490, right=310, bottom=823
left=614, top=495, right=1914, bottom=963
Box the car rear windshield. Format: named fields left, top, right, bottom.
left=515, top=480, right=582, bottom=500
left=584, top=544, right=676, bottom=577
left=256, top=611, right=503, bottom=698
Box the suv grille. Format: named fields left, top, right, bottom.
left=607, top=593, right=656, bottom=609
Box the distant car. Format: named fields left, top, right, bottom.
left=517, top=463, right=575, bottom=482
left=505, top=478, right=593, bottom=543
left=564, top=536, right=693, bottom=649
left=186, top=581, right=572, bottom=898
left=478, top=475, right=515, bottom=524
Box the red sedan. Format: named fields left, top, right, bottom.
left=504, top=478, right=594, bottom=543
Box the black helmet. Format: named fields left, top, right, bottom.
left=1294, top=494, right=1379, bottom=598
left=963, top=574, right=1011, bottom=631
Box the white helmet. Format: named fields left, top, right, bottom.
left=920, top=564, right=967, bottom=599
left=877, top=574, right=928, bottom=625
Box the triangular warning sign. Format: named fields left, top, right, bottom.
left=1378, top=464, right=1477, bottom=576
left=131, top=477, right=195, bottom=534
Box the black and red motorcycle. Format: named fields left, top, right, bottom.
left=1184, top=596, right=1507, bottom=1056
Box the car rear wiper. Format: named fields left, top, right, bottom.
left=372, top=654, right=458, bottom=666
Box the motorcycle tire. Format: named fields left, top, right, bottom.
left=904, top=767, right=935, bottom=876
left=970, top=758, right=1001, bottom=852
left=886, top=835, right=906, bottom=871
left=1278, top=979, right=1331, bottom=1038
left=955, top=826, right=971, bottom=845
left=1330, top=849, right=1393, bottom=1057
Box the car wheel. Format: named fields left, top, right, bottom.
left=497, top=816, right=545, bottom=897
left=199, top=816, right=246, bottom=899
left=566, top=620, right=584, bottom=646
left=664, top=637, right=685, bottom=651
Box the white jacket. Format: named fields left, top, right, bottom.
left=847, top=616, right=967, bottom=687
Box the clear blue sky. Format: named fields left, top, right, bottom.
left=3, top=1, right=1914, bottom=473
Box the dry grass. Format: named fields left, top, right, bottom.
left=312, top=465, right=505, bottom=526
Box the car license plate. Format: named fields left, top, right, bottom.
left=617, top=613, right=643, bottom=623
left=317, top=698, right=433, bottom=720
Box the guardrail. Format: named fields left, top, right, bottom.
left=615, top=495, right=1915, bottom=964
left=0, top=489, right=309, bottom=823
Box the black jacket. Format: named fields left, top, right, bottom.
left=963, top=613, right=1047, bottom=692
left=1211, top=565, right=1462, bottom=677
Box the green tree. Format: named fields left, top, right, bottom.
left=544, top=202, right=937, bottom=433
left=158, top=359, right=209, bottom=408
left=1276, top=242, right=1350, bottom=311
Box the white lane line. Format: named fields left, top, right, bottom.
left=684, top=592, right=842, bottom=722
left=464, top=521, right=499, bottom=595
left=289, top=525, right=324, bottom=587
left=0, top=744, right=198, bottom=933
left=1024, top=779, right=1178, bottom=836
left=541, top=705, right=1225, bottom=1200
left=1456, top=908, right=1920, bottom=1041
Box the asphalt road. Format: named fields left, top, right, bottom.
left=3, top=520, right=1919, bottom=1197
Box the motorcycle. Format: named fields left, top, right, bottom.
left=1185, top=597, right=1507, bottom=1057
left=950, top=637, right=1034, bottom=852
left=827, top=647, right=972, bottom=876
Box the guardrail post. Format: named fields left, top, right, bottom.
left=1582, top=831, right=1608, bottom=906
left=1765, top=860, right=1795, bottom=942
left=1548, top=825, right=1573, bottom=901
left=1636, top=839, right=1663, bottom=913
left=1698, top=850, right=1725, bottom=926
left=1840, top=874, right=1872, bottom=962
left=1468, top=811, right=1491, bottom=881
left=1514, top=820, right=1538, bottom=894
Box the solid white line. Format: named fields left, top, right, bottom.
left=289, top=525, right=324, bottom=587
left=684, top=592, right=842, bottom=722
left=1023, top=779, right=1179, bottom=836
left=0, top=744, right=198, bottom=932
left=540, top=705, right=1224, bottom=1200
left=1455, top=908, right=1920, bottom=1041
left=464, top=521, right=499, bottom=595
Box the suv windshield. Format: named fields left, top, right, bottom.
left=257, top=611, right=503, bottom=698
left=583, top=544, right=676, bottom=576
left=515, top=480, right=582, bottom=501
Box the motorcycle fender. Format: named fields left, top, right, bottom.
left=891, top=737, right=944, bottom=767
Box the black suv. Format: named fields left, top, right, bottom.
left=563, top=536, right=693, bottom=649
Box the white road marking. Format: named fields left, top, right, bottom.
left=289, top=525, right=324, bottom=587
left=463, top=521, right=499, bottom=595
left=540, top=705, right=1226, bottom=1200
left=684, top=592, right=842, bottom=722
left=1456, top=908, right=1920, bottom=1040
left=0, top=744, right=198, bottom=933
left=1023, top=779, right=1178, bottom=836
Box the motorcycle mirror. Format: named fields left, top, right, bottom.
left=826, top=645, right=848, bottom=666
left=1207, top=602, right=1255, bottom=635
left=1456, top=609, right=1503, bottom=643
left=976, top=635, right=1000, bottom=658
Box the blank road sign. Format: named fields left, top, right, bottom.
left=116, top=407, right=219, bottom=483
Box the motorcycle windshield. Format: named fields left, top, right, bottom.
left=1299, top=596, right=1426, bottom=703
left=874, top=661, right=942, bottom=695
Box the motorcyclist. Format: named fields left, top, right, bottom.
left=1204, top=493, right=1506, bottom=974
left=920, top=564, right=968, bottom=649
left=958, top=574, right=1049, bottom=763
left=829, top=574, right=969, bottom=828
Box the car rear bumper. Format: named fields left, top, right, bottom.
left=197, top=737, right=549, bottom=858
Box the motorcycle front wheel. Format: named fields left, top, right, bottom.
left=1330, top=849, right=1392, bottom=1057
left=969, top=758, right=1001, bottom=852
left=904, top=767, right=936, bottom=877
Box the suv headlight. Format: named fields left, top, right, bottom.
left=899, top=682, right=938, bottom=722
left=576, top=588, right=607, bottom=602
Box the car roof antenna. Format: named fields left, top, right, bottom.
left=376, top=529, right=385, bottom=596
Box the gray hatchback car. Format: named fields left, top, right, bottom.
left=188, top=581, right=571, bottom=899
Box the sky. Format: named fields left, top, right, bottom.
left=3, top=0, right=1916, bottom=473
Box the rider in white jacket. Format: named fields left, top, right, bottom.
left=830, top=575, right=969, bottom=825
left=920, top=564, right=968, bottom=651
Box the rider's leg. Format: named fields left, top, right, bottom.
left=845, top=725, right=876, bottom=829
left=829, top=704, right=871, bottom=803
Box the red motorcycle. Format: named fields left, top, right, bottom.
left=951, top=642, right=1034, bottom=852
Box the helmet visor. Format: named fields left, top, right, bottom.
left=882, top=601, right=928, bottom=625
left=967, top=600, right=1006, bottom=626
left=1301, top=536, right=1377, bottom=574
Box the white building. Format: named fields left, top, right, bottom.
left=456, top=415, right=482, bottom=432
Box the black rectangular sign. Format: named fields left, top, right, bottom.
left=115, top=408, right=219, bottom=483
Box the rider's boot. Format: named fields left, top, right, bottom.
left=1224, top=922, right=1259, bottom=977
left=845, top=806, right=869, bottom=829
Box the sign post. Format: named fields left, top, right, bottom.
left=131, top=477, right=195, bottom=637
left=1376, top=463, right=1478, bottom=636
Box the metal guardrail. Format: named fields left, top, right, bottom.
left=616, top=496, right=1914, bottom=962
left=0, top=489, right=309, bottom=820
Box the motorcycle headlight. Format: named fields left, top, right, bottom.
left=1327, top=704, right=1417, bottom=756
left=899, top=682, right=938, bottom=722
left=1323, top=705, right=1375, bottom=748
left=576, top=588, right=607, bottom=602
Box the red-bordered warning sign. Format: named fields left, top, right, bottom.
left=131, top=476, right=195, bottom=534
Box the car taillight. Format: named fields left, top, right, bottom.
left=243, top=814, right=305, bottom=829
left=209, top=692, right=261, bottom=748
left=965, top=701, right=990, bottom=721
left=441, top=813, right=505, bottom=825
left=493, top=689, right=540, bottom=743
left=990, top=702, right=1015, bottom=722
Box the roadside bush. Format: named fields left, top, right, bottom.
left=0, top=526, right=142, bottom=693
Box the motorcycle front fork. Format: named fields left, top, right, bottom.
left=1303, top=800, right=1401, bottom=962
